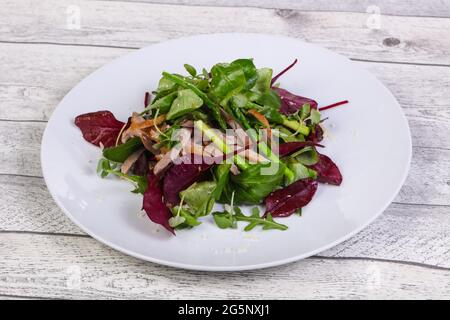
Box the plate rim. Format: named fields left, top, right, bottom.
left=41, top=33, right=412, bottom=271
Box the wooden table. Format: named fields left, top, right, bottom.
left=0, top=0, right=449, bottom=299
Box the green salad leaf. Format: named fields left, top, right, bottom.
left=102, top=137, right=142, bottom=163
left=166, top=89, right=203, bottom=120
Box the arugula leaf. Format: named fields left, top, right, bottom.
left=166, top=89, right=203, bottom=120
left=184, top=64, right=197, bottom=77
left=212, top=206, right=287, bottom=231
left=213, top=210, right=237, bottom=229
left=97, top=158, right=147, bottom=194
left=102, top=137, right=142, bottom=163
left=179, top=181, right=217, bottom=217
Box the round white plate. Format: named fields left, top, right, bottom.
left=41, top=33, right=411, bottom=271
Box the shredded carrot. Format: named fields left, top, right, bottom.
left=130, top=114, right=166, bottom=131
left=247, top=109, right=271, bottom=136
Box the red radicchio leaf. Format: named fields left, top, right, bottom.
left=162, top=155, right=213, bottom=207
left=307, top=153, right=342, bottom=186
left=74, top=111, right=125, bottom=148
left=265, top=178, right=318, bottom=217
left=278, top=141, right=324, bottom=158
left=272, top=87, right=318, bottom=115
left=143, top=172, right=175, bottom=235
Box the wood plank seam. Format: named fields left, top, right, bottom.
left=0, top=40, right=448, bottom=68
left=96, top=0, right=450, bottom=19
left=0, top=228, right=448, bottom=271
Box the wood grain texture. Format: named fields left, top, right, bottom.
left=1, top=174, right=449, bottom=267
left=0, top=233, right=448, bottom=299
left=1, top=0, right=449, bottom=65
left=0, top=0, right=449, bottom=299
left=108, top=0, right=450, bottom=18
left=1, top=43, right=450, bottom=149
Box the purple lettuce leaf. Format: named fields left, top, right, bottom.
left=307, top=153, right=342, bottom=186
left=162, top=155, right=213, bottom=207
left=278, top=141, right=324, bottom=158
left=265, top=178, right=318, bottom=217
left=143, top=172, right=175, bottom=235
left=272, top=87, right=318, bottom=115
left=74, top=110, right=125, bottom=148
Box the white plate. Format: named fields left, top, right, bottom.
left=41, top=33, right=411, bottom=271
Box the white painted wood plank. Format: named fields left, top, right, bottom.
left=0, top=233, right=448, bottom=299
left=1, top=0, right=449, bottom=65
left=1, top=174, right=449, bottom=267
left=321, top=203, right=450, bottom=268
left=0, top=175, right=84, bottom=235
left=109, top=0, right=450, bottom=18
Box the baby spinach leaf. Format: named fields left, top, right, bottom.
left=210, top=63, right=246, bottom=105
left=102, top=137, right=142, bottom=163
left=212, top=164, right=231, bottom=201
left=180, top=181, right=217, bottom=217
left=162, top=72, right=227, bottom=129
left=184, top=63, right=197, bottom=77
left=254, top=89, right=281, bottom=109
left=157, top=76, right=177, bottom=92
left=230, top=162, right=286, bottom=204
left=252, top=68, right=273, bottom=94
left=286, top=161, right=317, bottom=185
left=166, top=89, right=203, bottom=120
left=292, top=146, right=319, bottom=166
left=230, top=58, right=257, bottom=89
left=148, top=91, right=177, bottom=114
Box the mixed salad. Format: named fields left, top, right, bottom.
left=75, top=58, right=347, bottom=234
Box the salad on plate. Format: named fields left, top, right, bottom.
left=74, top=58, right=347, bottom=235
